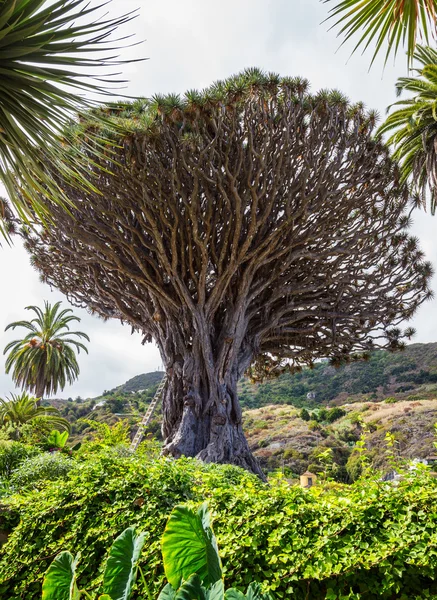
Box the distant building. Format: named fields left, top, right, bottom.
left=93, top=400, right=106, bottom=410
left=300, top=471, right=316, bottom=488
left=306, top=392, right=316, bottom=400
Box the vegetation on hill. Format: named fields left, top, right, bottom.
left=110, top=372, right=164, bottom=395
left=238, top=343, right=437, bottom=409
left=243, top=399, right=437, bottom=480
left=46, top=343, right=437, bottom=480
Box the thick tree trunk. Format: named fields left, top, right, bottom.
left=34, top=380, right=45, bottom=406
left=160, top=348, right=265, bottom=480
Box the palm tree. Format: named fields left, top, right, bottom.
left=0, top=392, right=70, bottom=432
left=378, top=45, right=437, bottom=213
left=324, top=0, right=437, bottom=67
left=0, top=0, right=137, bottom=238
left=4, top=301, right=89, bottom=401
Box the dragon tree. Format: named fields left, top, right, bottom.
left=13, top=70, right=433, bottom=477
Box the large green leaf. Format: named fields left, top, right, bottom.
left=41, top=551, right=80, bottom=600
left=162, top=503, right=222, bottom=589
left=174, top=574, right=206, bottom=600
left=102, top=527, right=146, bottom=600
left=158, top=583, right=177, bottom=600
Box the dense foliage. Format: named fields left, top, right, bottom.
left=238, top=343, right=437, bottom=409
left=1, top=452, right=437, bottom=599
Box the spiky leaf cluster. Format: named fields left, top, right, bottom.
left=0, top=392, right=70, bottom=432
left=378, top=45, right=437, bottom=214
left=3, top=302, right=89, bottom=398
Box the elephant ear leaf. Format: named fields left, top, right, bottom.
left=162, top=503, right=222, bottom=589
left=102, top=527, right=147, bottom=600
left=158, top=583, right=176, bottom=600
left=174, top=574, right=207, bottom=600
left=42, top=551, right=80, bottom=600
left=224, top=590, right=246, bottom=600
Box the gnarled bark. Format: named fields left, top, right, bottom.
left=158, top=327, right=264, bottom=478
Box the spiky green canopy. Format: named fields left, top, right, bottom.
left=70, top=68, right=379, bottom=144
left=378, top=45, right=437, bottom=214
left=0, top=0, right=136, bottom=238
left=4, top=301, right=89, bottom=399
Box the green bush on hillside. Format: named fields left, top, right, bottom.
left=0, top=440, right=40, bottom=479
left=9, top=452, right=74, bottom=491
left=1, top=453, right=437, bottom=599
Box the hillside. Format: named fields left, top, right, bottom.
left=243, top=399, right=437, bottom=480
left=49, top=342, right=437, bottom=478
left=238, top=342, right=437, bottom=408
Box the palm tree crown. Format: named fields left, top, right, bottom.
left=0, top=0, right=137, bottom=238
left=378, top=45, right=437, bottom=214
left=4, top=301, right=89, bottom=400
left=0, top=392, right=70, bottom=432
left=324, top=0, right=437, bottom=67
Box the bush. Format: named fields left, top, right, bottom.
left=384, top=396, right=399, bottom=404
left=1, top=454, right=437, bottom=599
left=299, top=408, right=310, bottom=421
left=9, top=452, right=74, bottom=491
left=0, top=441, right=40, bottom=479
left=325, top=407, right=346, bottom=423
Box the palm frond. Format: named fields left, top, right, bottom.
left=324, top=0, right=437, bottom=67
left=378, top=44, right=437, bottom=213
left=0, top=0, right=139, bottom=239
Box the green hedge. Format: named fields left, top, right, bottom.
left=0, top=452, right=437, bottom=599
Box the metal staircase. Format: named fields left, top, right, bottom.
left=129, top=374, right=167, bottom=452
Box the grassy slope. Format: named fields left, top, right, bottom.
left=244, top=398, right=437, bottom=478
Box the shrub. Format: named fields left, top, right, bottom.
left=9, top=452, right=74, bottom=491
left=384, top=397, right=399, bottom=404
left=308, top=420, right=322, bottom=431
left=1, top=455, right=437, bottom=599
left=0, top=440, right=40, bottom=479
left=325, top=407, right=346, bottom=423
left=299, top=408, right=310, bottom=421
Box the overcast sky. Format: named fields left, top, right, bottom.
left=1, top=0, right=436, bottom=399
